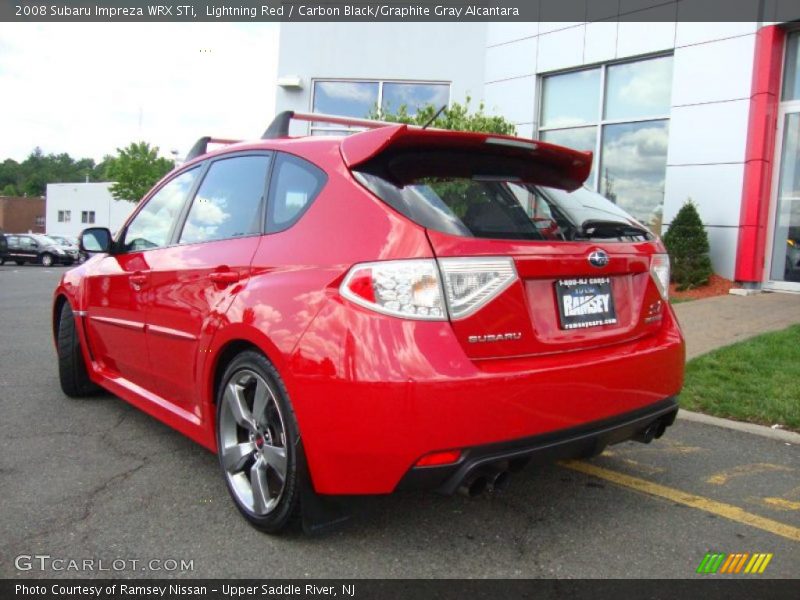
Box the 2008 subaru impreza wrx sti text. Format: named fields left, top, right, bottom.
left=52, top=111, right=684, bottom=533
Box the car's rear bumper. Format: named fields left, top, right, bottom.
left=396, top=396, right=678, bottom=494
left=290, top=300, right=685, bottom=496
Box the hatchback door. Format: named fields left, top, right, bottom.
left=144, top=153, right=271, bottom=414
left=346, top=126, right=670, bottom=360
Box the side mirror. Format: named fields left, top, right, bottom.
left=80, top=228, right=113, bottom=253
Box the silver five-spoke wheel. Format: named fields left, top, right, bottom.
left=219, top=369, right=288, bottom=516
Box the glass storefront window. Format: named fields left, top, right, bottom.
left=782, top=32, right=800, bottom=102
left=312, top=81, right=379, bottom=118
left=600, top=120, right=669, bottom=229
left=540, top=68, right=600, bottom=128
left=604, top=56, right=673, bottom=120
left=311, top=80, right=450, bottom=134
left=539, top=56, right=673, bottom=234
left=381, top=82, right=449, bottom=115
left=770, top=113, right=800, bottom=282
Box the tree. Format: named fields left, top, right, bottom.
left=104, top=142, right=174, bottom=202
left=662, top=200, right=713, bottom=291
left=372, top=96, right=516, bottom=135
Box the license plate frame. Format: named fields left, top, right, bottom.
left=555, top=277, right=617, bottom=330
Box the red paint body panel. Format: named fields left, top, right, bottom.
left=53, top=126, right=685, bottom=496
left=291, top=301, right=683, bottom=494
left=736, top=25, right=786, bottom=282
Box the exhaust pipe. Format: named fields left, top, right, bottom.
left=458, top=473, right=488, bottom=497
left=486, top=468, right=510, bottom=493
left=633, top=420, right=660, bottom=444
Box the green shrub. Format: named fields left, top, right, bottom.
left=662, top=200, right=713, bottom=290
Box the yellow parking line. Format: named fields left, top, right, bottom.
left=706, top=463, right=794, bottom=486
left=559, top=460, right=800, bottom=543
left=763, top=497, right=800, bottom=511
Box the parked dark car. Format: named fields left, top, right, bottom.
left=2, top=233, right=79, bottom=266
left=48, top=234, right=87, bottom=263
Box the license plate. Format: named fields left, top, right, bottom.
left=556, top=277, right=617, bottom=330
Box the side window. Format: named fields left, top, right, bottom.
left=7, top=236, right=18, bottom=247
left=266, top=154, right=326, bottom=233
left=179, top=155, right=270, bottom=245
left=122, top=167, right=200, bottom=252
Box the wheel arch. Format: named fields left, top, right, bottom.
left=210, top=339, right=263, bottom=408
left=52, top=293, right=69, bottom=342
left=206, top=328, right=292, bottom=412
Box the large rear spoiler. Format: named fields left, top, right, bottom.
left=188, top=111, right=594, bottom=190
left=341, top=125, right=593, bottom=191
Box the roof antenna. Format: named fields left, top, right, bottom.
left=421, top=105, right=446, bottom=129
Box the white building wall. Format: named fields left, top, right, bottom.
left=484, top=20, right=759, bottom=279
left=46, top=183, right=134, bottom=238
left=275, top=22, right=487, bottom=135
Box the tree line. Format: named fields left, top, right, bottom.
left=0, top=142, right=174, bottom=202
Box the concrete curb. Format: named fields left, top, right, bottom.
left=677, top=409, right=800, bottom=444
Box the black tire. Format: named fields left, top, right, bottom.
left=216, top=350, right=301, bottom=533
left=15, top=260, right=24, bottom=266
left=57, top=302, right=100, bottom=397
left=40, top=253, right=54, bottom=267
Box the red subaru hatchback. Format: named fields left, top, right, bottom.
left=53, top=112, right=684, bottom=533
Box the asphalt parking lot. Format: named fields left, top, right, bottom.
left=0, top=264, right=798, bottom=579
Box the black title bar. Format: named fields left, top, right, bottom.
left=3, top=0, right=800, bottom=22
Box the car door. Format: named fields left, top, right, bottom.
left=5, top=236, right=20, bottom=262
left=82, top=166, right=202, bottom=390
left=14, top=235, right=39, bottom=263
left=144, top=153, right=271, bottom=415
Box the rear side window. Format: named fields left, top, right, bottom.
left=266, top=154, right=326, bottom=233
left=179, top=155, right=271, bottom=244
left=123, top=167, right=200, bottom=252
left=354, top=150, right=651, bottom=242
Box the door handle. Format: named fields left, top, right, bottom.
left=129, top=273, right=148, bottom=290
left=209, top=270, right=240, bottom=286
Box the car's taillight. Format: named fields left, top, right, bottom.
left=650, top=254, right=670, bottom=300
left=438, top=257, right=517, bottom=319
left=340, top=259, right=447, bottom=320
left=340, top=257, right=518, bottom=321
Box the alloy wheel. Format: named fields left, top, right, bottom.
left=218, top=369, right=288, bottom=516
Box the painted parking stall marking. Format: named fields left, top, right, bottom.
left=560, top=460, right=800, bottom=542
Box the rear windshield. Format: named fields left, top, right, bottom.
left=354, top=150, right=652, bottom=242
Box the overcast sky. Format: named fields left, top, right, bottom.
left=0, top=23, right=279, bottom=162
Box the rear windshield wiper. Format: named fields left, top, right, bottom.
left=580, top=219, right=651, bottom=239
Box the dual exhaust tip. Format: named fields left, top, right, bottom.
left=458, top=417, right=670, bottom=497
left=632, top=418, right=669, bottom=444
left=458, top=457, right=529, bottom=498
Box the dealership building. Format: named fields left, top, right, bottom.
left=275, top=18, right=800, bottom=292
